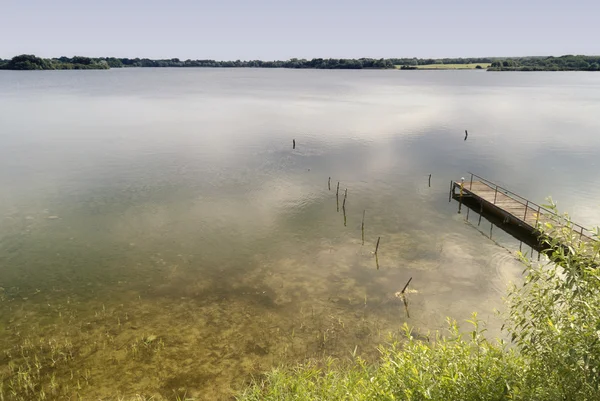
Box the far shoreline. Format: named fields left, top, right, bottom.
left=1, top=54, right=598, bottom=72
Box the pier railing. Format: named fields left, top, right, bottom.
left=464, top=172, right=595, bottom=241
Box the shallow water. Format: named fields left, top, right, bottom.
left=1, top=69, right=600, bottom=399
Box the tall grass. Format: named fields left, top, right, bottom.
left=240, top=318, right=527, bottom=400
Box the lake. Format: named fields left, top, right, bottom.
left=1, top=68, right=599, bottom=400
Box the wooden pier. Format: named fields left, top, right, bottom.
left=450, top=173, right=596, bottom=247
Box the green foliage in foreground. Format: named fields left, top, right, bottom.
left=241, top=321, right=525, bottom=401
left=239, top=204, right=600, bottom=401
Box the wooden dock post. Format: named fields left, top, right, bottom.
left=458, top=177, right=464, bottom=214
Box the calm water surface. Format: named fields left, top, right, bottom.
left=1, top=69, right=599, bottom=399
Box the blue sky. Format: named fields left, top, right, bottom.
left=1, top=0, right=598, bottom=59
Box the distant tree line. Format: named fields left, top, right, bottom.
left=1, top=54, right=599, bottom=71
left=0, top=54, right=109, bottom=70
left=390, top=57, right=495, bottom=66
left=0, top=55, right=397, bottom=70
left=488, top=55, right=600, bottom=71
left=105, top=57, right=397, bottom=69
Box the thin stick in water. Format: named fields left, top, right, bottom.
left=402, top=294, right=410, bottom=318
left=401, top=277, right=413, bottom=294
left=375, top=236, right=381, bottom=254
left=293, top=139, right=296, bottom=149
left=428, top=174, right=431, bottom=187
left=344, top=188, right=347, bottom=200
left=361, top=210, right=365, bottom=246
left=328, top=177, right=331, bottom=191
left=336, top=181, right=340, bottom=196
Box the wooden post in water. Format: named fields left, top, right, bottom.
left=336, top=182, right=340, bottom=212
left=343, top=188, right=348, bottom=217
left=402, top=294, right=410, bottom=318
left=361, top=210, right=366, bottom=246
left=428, top=174, right=431, bottom=188
left=328, top=177, right=331, bottom=191
left=401, top=277, right=413, bottom=318
left=293, top=139, right=296, bottom=149
left=458, top=177, right=464, bottom=214
left=448, top=180, right=453, bottom=202
left=342, top=189, right=348, bottom=223
left=401, top=277, right=413, bottom=294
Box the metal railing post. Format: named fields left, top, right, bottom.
left=523, top=200, right=529, bottom=221
left=469, top=173, right=473, bottom=190
left=535, top=205, right=541, bottom=226
left=493, top=185, right=498, bottom=204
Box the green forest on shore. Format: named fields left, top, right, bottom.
left=1, top=54, right=599, bottom=71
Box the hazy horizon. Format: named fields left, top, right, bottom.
left=1, top=0, right=598, bottom=60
